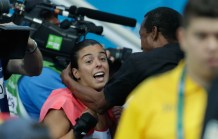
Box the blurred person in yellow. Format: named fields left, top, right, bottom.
left=115, top=0, right=218, bottom=138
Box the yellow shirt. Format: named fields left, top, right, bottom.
left=115, top=62, right=207, bottom=139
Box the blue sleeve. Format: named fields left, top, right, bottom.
left=18, top=67, right=66, bottom=120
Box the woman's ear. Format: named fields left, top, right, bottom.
left=72, top=68, right=80, bottom=80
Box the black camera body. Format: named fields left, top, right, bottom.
left=0, top=0, right=33, bottom=59
left=0, top=25, right=32, bottom=59
left=107, top=47, right=132, bottom=63
left=9, top=0, right=105, bottom=67
left=8, top=0, right=133, bottom=65
left=31, top=21, right=80, bottom=60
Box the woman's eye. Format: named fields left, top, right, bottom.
left=101, top=57, right=107, bottom=61
left=85, top=60, right=92, bottom=64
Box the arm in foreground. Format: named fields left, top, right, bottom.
left=7, top=37, right=43, bottom=76
left=61, top=64, right=109, bottom=113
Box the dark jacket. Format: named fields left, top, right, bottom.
left=104, top=43, right=184, bottom=106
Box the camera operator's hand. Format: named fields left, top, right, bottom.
left=6, top=36, right=43, bottom=76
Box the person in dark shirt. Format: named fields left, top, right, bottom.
left=61, top=7, right=184, bottom=113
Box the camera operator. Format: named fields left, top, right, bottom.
left=5, top=0, right=63, bottom=120
left=0, top=22, right=43, bottom=113
left=61, top=7, right=184, bottom=113
left=0, top=0, right=43, bottom=112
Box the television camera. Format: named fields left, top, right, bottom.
left=0, top=0, right=33, bottom=59
left=10, top=0, right=104, bottom=68
left=3, top=0, right=136, bottom=67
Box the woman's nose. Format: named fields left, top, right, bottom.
left=95, top=59, right=102, bottom=67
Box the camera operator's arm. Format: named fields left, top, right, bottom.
left=61, top=64, right=109, bottom=113
left=7, top=37, right=43, bottom=76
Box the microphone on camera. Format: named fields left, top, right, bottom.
left=75, top=7, right=137, bottom=27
